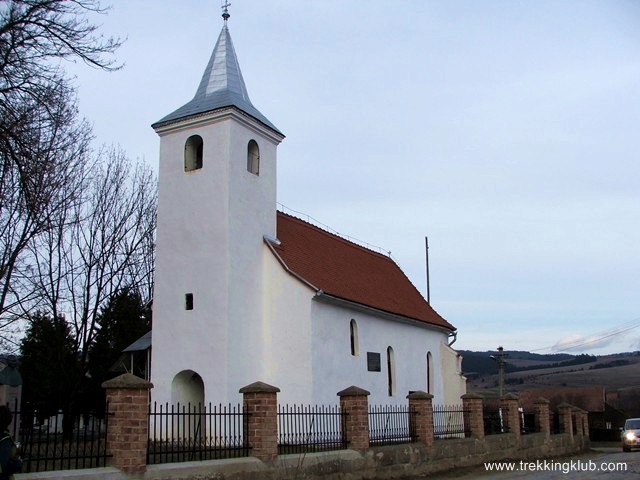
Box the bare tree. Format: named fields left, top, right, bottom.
left=0, top=0, right=122, bottom=101
left=0, top=81, right=92, bottom=346
left=0, top=0, right=121, bottom=348
left=30, top=147, right=156, bottom=365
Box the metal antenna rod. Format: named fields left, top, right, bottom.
left=425, top=236, right=430, bottom=304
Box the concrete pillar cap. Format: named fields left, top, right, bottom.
left=239, top=381, right=280, bottom=394
left=337, top=386, right=371, bottom=397
left=407, top=391, right=433, bottom=400
left=461, top=392, right=484, bottom=400
left=102, top=373, right=153, bottom=390
left=501, top=393, right=520, bottom=401
left=534, top=397, right=550, bottom=404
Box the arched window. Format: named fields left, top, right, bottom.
left=426, top=351, right=433, bottom=394
left=247, top=139, right=260, bottom=175
left=184, top=135, right=203, bottom=171
left=350, top=319, right=359, bottom=356
left=387, top=346, right=395, bottom=396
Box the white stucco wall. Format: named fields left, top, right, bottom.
left=151, top=116, right=232, bottom=408
left=151, top=111, right=283, bottom=408
left=224, top=119, right=281, bottom=401
left=440, top=343, right=467, bottom=405
left=309, top=298, right=453, bottom=407
left=259, top=245, right=314, bottom=404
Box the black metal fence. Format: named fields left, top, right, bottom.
left=432, top=404, right=469, bottom=439
left=9, top=401, right=111, bottom=473
left=147, top=402, right=249, bottom=464
left=483, top=409, right=504, bottom=435
left=277, top=404, right=346, bottom=454
left=521, top=411, right=536, bottom=433
left=551, top=411, right=561, bottom=434
left=368, top=405, right=416, bottom=445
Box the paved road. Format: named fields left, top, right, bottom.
left=409, top=447, right=640, bottom=479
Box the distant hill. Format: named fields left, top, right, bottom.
left=461, top=349, right=640, bottom=394
left=459, top=350, right=583, bottom=377
left=460, top=350, right=574, bottom=362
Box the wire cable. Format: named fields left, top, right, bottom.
left=529, top=317, right=640, bottom=353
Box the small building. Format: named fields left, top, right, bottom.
left=0, top=356, right=21, bottom=439
left=0, top=355, right=22, bottom=410
left=518, top=386, right=627, bottom=439
left=114, top=331, right=151, bottom=381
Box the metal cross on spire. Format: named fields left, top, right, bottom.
left=221, top=1, right=231, bottom=24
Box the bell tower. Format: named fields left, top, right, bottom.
left=150, top=6, right=284, bottom=406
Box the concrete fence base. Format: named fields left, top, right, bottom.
left=16, top=432, right=589, bottom=480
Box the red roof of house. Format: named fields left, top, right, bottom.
left=518, top=387, right=605, bottom=413
left=271, top=212, right=455, bottom=331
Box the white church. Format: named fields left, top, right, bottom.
left=147, top=10, right=466, bottom=409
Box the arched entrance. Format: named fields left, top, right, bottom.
left=171, top=370, right=205, bottom=441
left=171, top=370, right=205, bottom=406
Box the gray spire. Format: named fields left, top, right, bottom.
left=153, top=23, right=280, bottom=134
left=193, top=24, right=250, bottom=104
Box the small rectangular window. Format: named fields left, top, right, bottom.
left=185, top=293, right=194, bottom=310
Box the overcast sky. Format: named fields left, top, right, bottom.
left=68, top=1, right=640, bottom=355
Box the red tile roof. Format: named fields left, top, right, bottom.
left=271, top=212, right=455, bottom=331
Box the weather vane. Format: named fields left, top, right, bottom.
left=222, top=1, right=231, bottom=24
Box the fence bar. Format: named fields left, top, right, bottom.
left=277, top=404, right=347, bottom=454
left=147, top=401, right=250, bottom=465
left=432, top=404, right=469, bottom=439
left=368, top=404, right=416, bottom=446
left=8, top=404, right=112, bottom=473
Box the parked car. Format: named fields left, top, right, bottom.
left=621, top=418, right=640, bottom=452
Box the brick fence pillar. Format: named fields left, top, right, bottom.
left=581, top=410, right=590, bottom=438
left=578, top=409, right=590, bottom=448
left=500, top=393, right=521, bottom=439
left=102, top=373, right=153, bottom=474
left=240, top=381, right=280, bottom=461
left=574, top=408, right=588, bottom=436
left=534, top=397, right=550, bottom=438
left=461, top=393, right=484, bottom=439
left=407, top=391, right=434, bottom=447
left=557, top=403, right=574, bottom=440
left=338, top=386, right=370, bottom=452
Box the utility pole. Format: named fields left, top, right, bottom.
left=491, top=346, right=506, bottom=397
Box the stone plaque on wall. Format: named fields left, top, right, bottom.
left=367, top=352, right=381, bottom=372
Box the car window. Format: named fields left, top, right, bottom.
left=625, top=420, right=640, bottom=429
